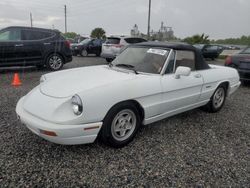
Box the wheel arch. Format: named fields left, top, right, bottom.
left=217, top=81, right=230, bottom=96
left=45, top=51, right=66, bottom=64
left=104, top=99, right=145, bottom=123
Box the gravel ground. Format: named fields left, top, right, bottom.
left=0, top=57, right=249, bottom=187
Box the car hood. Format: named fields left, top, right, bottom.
left=40, top=65, right=136, bottom=98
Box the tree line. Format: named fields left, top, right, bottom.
left=183, top=34, right=250, bottom=45
left=62, top=28, right=250, bottom=46
left=62, top=28, right=106, bottom=40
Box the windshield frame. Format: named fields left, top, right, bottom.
left=111, top=45, right=171, bottom=75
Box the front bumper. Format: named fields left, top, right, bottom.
left=16, top=97, right=102, bottom=145
left=100, top=53, right=116, bottom=59
left=238, top=69, right=250, bottom=81
left=65, top=55, right=72, bottom=63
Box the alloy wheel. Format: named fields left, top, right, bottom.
left=48, top=55, right=63, bottom=70
left=213, top=87, right=225, bottom=109
left=111, top=109, right=137, bottom=141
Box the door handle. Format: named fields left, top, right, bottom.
left=194, top=74, right=201, bottom=78
left=15, top=44, right=24, bottom=47
left=44, top=42, right=51, bottom=45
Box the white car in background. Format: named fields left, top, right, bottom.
left=16, top=42, right=240, bottom=148
left=101, top=36, right=147, bottom=62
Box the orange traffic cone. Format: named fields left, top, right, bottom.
left=12, top=73, right=22, bottom=86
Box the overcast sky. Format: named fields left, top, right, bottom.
left=0, top=0, right=249, bottom=39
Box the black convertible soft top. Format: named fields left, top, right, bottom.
left=133, top=41, right=210, bottom=70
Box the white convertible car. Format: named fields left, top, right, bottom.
left=16, top=42, right=241, bottom=148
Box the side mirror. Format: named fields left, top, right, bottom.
left=174, top=66, right=191, bottom=79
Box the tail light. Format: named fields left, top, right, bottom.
left=113, top=44, right=124, bottom=48
left=225, top=56, right=232, bottom=66
left=64, top=40, right=71, bottom=48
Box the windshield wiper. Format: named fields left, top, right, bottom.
left=115, top=64, right=139, bottom=74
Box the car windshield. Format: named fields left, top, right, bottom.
left=80, top=38, right=91, bottom=44
left=112, top=46, right=170, bottom=74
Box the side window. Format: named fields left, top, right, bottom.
left=89, top=40, right=94, bottom=45
left=93, top=39, right=101, bottom=46
left=0, top=30, right=10, bottom=41
left=175, top=50, right=195, bottom=71
left=0, top=29, right=21, bottom=41
left=22, top=30, right=53, bottom=40
left=165, top=51, right=176, bottom=74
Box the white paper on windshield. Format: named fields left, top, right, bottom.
left=147, top=48, right=168, bottom=56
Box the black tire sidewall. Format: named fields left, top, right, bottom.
left=100, top=103, right=141, bottom=148
left=46, top=53, right=64, bottom=71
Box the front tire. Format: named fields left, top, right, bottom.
left=80, top=49, right=88, bottom=57
left=204, top=85, right=226, bottom=113
left=100, top=102, right=141, bottom=148
left=46, top=53, right=64, bottom=71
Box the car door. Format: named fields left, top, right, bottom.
left=93, top=39, right=102, bottom=55
left=160, top=50, right=203, bottom=115
left=21, top=29, right=44, bottom=64
left=86, top=39, right=95, bottom=54
left=0, top=27, right=24, bottom=65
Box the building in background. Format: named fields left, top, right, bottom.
left=130, top=24, right=140, bottom=37
left=130, top=22, right=175, bottom=41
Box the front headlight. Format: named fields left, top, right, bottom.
left=40, top=75, right=46, bottom=83
left=71, top=94, right=83, bottom=115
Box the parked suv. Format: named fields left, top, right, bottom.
left=0, top=26, right=72, bottom=71
left=101, top=36, right=147, bottom=62
left=71, top=38, right=103, bottom=57
left=193, top=44, right=223, bottom=60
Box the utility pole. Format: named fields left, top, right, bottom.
left=64, top=5, right=67, bottom=33
left=147, top=0, right=151, bottom=40
left=30, top=13, right=33, bottom=27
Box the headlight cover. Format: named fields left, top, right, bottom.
left=71, top=94, right=83, bottom=115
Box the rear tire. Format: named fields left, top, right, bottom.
left=46, top=53, right=64, bottom=71
left=203, top=85, right=226, bottom=113
left=100, top=102, right=141, bottom=148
